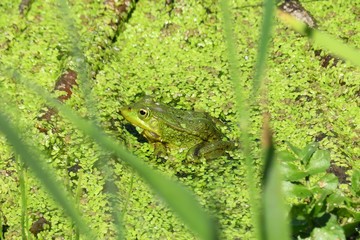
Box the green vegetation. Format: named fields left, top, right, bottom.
left=0, top=0, right=359, bottom=239
left=280, top=143, right=359, bottom=238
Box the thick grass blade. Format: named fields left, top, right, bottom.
left=263, top=154, right=291, bottom=240
left=220, top=0, right=276, bottom=239
left=261, top=115, right=291, bottom=240
left=55, top=1, right=126, bottom=237
left=277, top=11, right=360, bottom=68
left=2, top=67, right=218, bottom=240
left=56, top=0, right=95, bottom=116
left=219, top=1, right=260, bottom=238
left=0, top=113, right=96, bottom=239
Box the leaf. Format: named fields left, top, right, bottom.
left=289, top=204, right=312, bottom=236
left=351, top=169, right=360, bottom=195
left=311, top=195, right=328, bottom=218
left=285, top=141, right=302, bottom=158
left=301, top=142, right=318, bottom=166
left=309, top=174, right=338, bottom=217
left=280, top=161, right=308, bottom=181
left=342, top=220, right=360, bottom=238
left=277, top=151, right=297, bottom=163
left=311, top=214, right=345, bottom=240
left=311, top=174, right=338, bottom=194
left=306, top=150, right=330, bottom=175
left=336, top=207, right=360, bottom=220
left=326, top=191, right=346, bottom=211
left=282, top=181, right=312, bottom=198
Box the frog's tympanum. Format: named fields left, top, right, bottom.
left=120, top=96, right=234, bottom=161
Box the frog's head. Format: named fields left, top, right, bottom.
left=120, top=96, right=164, bottom=139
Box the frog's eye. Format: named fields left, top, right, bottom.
left=139, top=109, right=149, bottom=118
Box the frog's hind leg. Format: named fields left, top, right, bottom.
left=186, top=141, right=234, bottom=161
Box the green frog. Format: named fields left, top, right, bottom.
left=120, top=96, right=234, bottom=161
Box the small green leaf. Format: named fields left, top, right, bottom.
left=343, top=220, right=360, bottom=238
left=280, top=161, right=308, bottom=181
left=301, top=142, right=319, bottom=166
left=311, top=195, right=328, bottom=217
left=351, top=169, right=360, bottom=195
left=282, top=181, right=312, bottom=198
left=285, top=141, right=302, bottom=158
left=311, top=214, right=345, bottom=240
left=277, top=151, right=297, bottom=162
left=306, top=150, right=330, bottom=175
left=336, top=207, right=360, bottom=220
left=289, top=204, right=312, bottom=235
left=326, top=191, right=346, bottom=211
left=311, top=174, right=338, bottom=194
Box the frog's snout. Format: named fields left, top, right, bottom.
left=120, top=106, right=131, bottom=113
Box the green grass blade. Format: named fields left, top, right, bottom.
left=56, top=0, right=97, bottom=118
left=102, top=163, right=125, bottom=240
left=277, top=11, right=360, bottom=67
left=0, top=113, right=96, bottom=239
left=220, top=0, right=276, bottom=239
left=55, top=2, right=125, bottom=237
left=17, top=159, right=28, bottom=239
left=219, top=1, right=260, bottom=238
left=263, top=158, right=291, bottom=240
left=3, top=67, right=217, bottom=240
left=253, top=0, right=276, bottom=95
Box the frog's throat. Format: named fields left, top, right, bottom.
left=142, top=130, right=161, bottom=142
left=130, top=117, right=161, bottom=138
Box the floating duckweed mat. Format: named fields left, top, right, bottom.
left=0, top=0, right=359, bottom=239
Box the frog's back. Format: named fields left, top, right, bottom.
left=153, top=105, right=223, bottom=141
